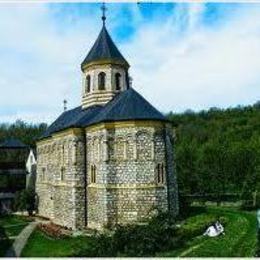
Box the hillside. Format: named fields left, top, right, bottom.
left=168, top=102, right=260, bottom=200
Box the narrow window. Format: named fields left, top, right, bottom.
left=60, top=167, right=65, bottom=181
left=98, top=72, right=106, bottom=90
left=86, top=75, right=91, bottom=93
left=156, top=163, right=165, bottom=184
left=90, top=165, right=96, bottom=183
left=115, top=73, right=121, bottom=90
left=42, top=167, right=46, bottom=181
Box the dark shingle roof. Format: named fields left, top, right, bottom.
left=87, top=88, right=167, bottom=126
left=40, top=88, right=167, bottom=140
left=81, top=25, right=129, bottom=70
left=40, top=105, right=103, bottom=139
left=0, top=138, right=28, bottom=149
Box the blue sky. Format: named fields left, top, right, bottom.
left=0, top=3, right=259, bottom=123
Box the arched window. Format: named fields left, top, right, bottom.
left=98, top=72, right=106, bottom=90
left=86, top=75, right=91, bottom=93
left=156, top=163, right=165, bottom=184
left=90, top=165, right=97, bottom=183
left=115, top=73, right=121, bottom=90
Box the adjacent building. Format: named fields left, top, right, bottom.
left=0, top=138, right=29, bottom=214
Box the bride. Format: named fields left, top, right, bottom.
left=203, top=221, right=225, bottom=237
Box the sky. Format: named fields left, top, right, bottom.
left=0, top=3, right=259, bottom=124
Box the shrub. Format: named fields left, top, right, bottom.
left=14, top=188, right=36, bottom=216
left=38, top=223, right=68, bottom=239
left=75, top=211, right=179, bottom=257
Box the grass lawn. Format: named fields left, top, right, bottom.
left=0, top=215, right=31, bottom=237
left=21, top=230, right=93, bottom=257
left=21, top=206, right=258, bottom=257
left=0, top=215, right=31, bottom=256
left=157, top=207, right=257, bottom=257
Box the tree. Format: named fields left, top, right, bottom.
left=14, top=189, right=37, bottom=216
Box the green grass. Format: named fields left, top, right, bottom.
left=0, top=214, right=31, bottom=256
left=158, top=207, right=257, bottom=257
left=21, top=230, right=93, bottom=257
left=0, top=215, right=31, bottom=237
left=21, top=207, right=258, bottom=257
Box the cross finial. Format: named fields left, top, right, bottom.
left=63, top=99, right=67, bottom=112
left=101, top=2, right=107, bottom=26
left=129, top=76, right=133, bottom=88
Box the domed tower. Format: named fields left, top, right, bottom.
left=81, top=12, right=130, bottom=109
left=36, top=4, right=179, bottom=231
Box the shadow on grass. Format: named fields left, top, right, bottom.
left=178, top=206, right=207, bottom=221
left=0, top=225, right=15, bottom=257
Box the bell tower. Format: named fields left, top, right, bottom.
left=81, top=3, right=130, bottom=109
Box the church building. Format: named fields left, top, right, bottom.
left=36, top=8, right=179, bottom=230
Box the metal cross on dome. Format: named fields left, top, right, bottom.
left=101, top=2, right=107, bottom=25
left=63, top=99, right=67, bottom=112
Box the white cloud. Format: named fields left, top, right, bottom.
left=125, top=4, right=260, bottom=112
left=0, top=4, right=100, bottom=123
left=0, top=3, right=259, bottom=124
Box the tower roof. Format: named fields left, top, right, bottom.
left=81, top=25, right=129, bottom=70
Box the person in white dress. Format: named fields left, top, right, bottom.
left=203, top=221, right=225, bottom=237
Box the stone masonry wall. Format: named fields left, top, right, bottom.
left=86, top=122, right=177, bottom=229
left=36, top=129, right=86, bottom=229
left=36, top=121, right=179, bottom=230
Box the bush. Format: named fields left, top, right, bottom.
left=75, top=212, right=179, bottom=257
left=14, top=189, right=36, bottom=216
left=38, top=223, right=68, bottom=239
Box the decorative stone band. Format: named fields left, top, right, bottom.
left=87, top=183, right=166, bottom=189
left=81, top=58, right=129, bottom=71
left=86, top=120, right=166, bottom=132
left=37, top=182, right=84, bottom=188
left=82, top=91, right=116, bottom=109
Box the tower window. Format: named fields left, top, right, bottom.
left=98, top=72, right=106, bottom=90
left=90, top=165, right=97, bottom=183
left=115, top=73, right=121, bottom=90
left=86, top=75, right=91, bottom=93
left=156, top=163, right=165, bottom=184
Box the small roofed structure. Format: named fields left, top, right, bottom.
left=0, top=138, right=29, bottom=214
left=0, top=138, right=28, bottom=149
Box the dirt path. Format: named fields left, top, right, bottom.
left=178, top=241, right=206, bottom=257
left=5, top=222, right=38, bottom=257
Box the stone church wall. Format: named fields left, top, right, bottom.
left=36, top=129, right=86, bottom=229
left=36, top=122, right=178, bottom=230
left=85, top=121, right=176, bottom=229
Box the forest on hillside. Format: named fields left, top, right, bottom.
left=168, top=101, right=260, bottom=205
left=0, top=102, right=259, bottom=205
left=0, top=120, right=47, bottom=148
